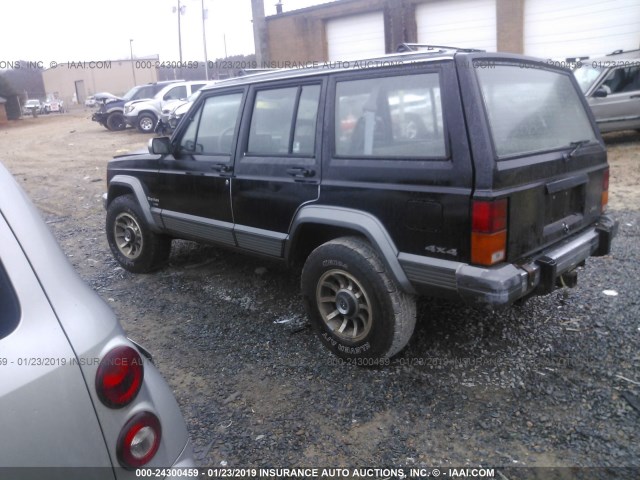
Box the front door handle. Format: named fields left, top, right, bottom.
left=286, top=167, right=315, bottom=178
left=212, top=163, right=232, bottom=173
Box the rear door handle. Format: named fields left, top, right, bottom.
left=286, top=167, right=315, bottom=178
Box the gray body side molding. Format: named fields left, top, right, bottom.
left=287, top=205, right=416, bottom=295
left=107, top=175, right=161, bottom=232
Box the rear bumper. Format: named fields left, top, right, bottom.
left=399, top=214, right=618, bottom=307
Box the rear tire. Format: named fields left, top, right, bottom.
left=301, top=236, right=416, bottom=361
left=106, top=195, right=171, bottom=273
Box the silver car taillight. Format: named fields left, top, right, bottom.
left=117, top=411, right=162, bottom=468
left=95, top=346, right=144, bottom=408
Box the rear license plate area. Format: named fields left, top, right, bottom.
left=545, top=185, right=585, bottom=225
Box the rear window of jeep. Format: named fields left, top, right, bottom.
left=476, top=64, right=596, bottom=158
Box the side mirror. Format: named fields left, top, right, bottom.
left=149, top=137, right=172, bottom=155
left=593, top=87, right=608, bottom=98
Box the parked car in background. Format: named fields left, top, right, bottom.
left=44, top=97, right=65, bottom=114
left=84, top=95, right=97, bottom=107
left=123, top=81, right=208, bottom=133
left=22, top=99, right=43, bottom=116
left=155, top=89, right=204, bottom=135
left=92, top=80, right=182, bottom=131
left=104, top=46, right=618, bottom=361
left=573, top=48, right=640, bottom=133
left=0, top=162, right=196, bottom=476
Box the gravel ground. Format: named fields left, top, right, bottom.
left=1, top=111, right=639, bottom=476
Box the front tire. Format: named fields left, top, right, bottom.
left=137, top=113, right=157, bottom=133
left=301, top=236, right=416, bottom=360
left=106, top=195, right=171, bottom=273
left=106, top=112, right=127, bottom=131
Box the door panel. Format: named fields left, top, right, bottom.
left=157, top=91, right=244, bottom=245
left=590, top=65, right=640, bottom=132
left=232, top=82, right=324, bottom=255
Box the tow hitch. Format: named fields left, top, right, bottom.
left=536, top=256, right=580, bottom=294
left=557, top=269, right=578, bottom=289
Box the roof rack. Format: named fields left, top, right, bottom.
left=606, top=48, right=640, bottom=56
left=237, top=68, right=277, bottom=76
left=396, top=43, right=485, bottom=54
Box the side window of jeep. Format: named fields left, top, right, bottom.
left=335, top=73, right=445, bottom=158
left=247, top=85, right=321, bottom=156
left=179, top=93, right=243, bottom=156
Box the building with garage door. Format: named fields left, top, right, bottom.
left=252, top=0, right=640, bottom=64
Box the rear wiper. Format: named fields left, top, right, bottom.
left=563, top=139, right=591, bottom=160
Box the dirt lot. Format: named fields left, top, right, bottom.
left=1, top=110, right=639, bottom=475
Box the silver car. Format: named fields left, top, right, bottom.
left=123, top=81, right=208, bottom=133
left=573, top=49, right=640, bottom=133
left=0, top=162, right=195, bottom=478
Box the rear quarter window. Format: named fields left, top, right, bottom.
left=335, top=72, right=446, bottom=159
left=0, top=261, right=20, bottom=340
left=476, top=64, right=597, bottom=158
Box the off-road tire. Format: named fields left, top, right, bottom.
left=106, top=112, right=127, bottom=131
left=137, top=113, right=157, bottom=133
left=106, top=194, right=171, bottom=273
left=301, top=236, right=416, bottom=361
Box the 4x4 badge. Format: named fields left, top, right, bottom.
left=424, top=245, right=458, bottom=257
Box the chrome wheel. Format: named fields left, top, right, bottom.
left=138, top=115, right=155, bottom=132
left=114, top=212, right=143, bottom=259
left=316, top=269, right=372, bottom=342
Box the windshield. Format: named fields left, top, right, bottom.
left=573, top=64, right=604, bottom=93
left=122, top=86, right=141, bottom=101
left=476, top=64, right=597, bottom=158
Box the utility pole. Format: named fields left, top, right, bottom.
left=173, top=0, right=185, bottom=63
left=250, top=0, right=267, bottom=66
left=129, top=39, right=137, bottom=85
left=201, top=0, right=209, bottom=80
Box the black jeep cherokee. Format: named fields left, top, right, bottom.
left=104, top=47, right=618, bottom=360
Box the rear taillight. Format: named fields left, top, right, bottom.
left=471, top=199, right=508, bottom=266
left=601, top=168, right=609, bottom=212
left=95, top=346, right=144, bottom=408
left=117, top=411, right=162, bottom=468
